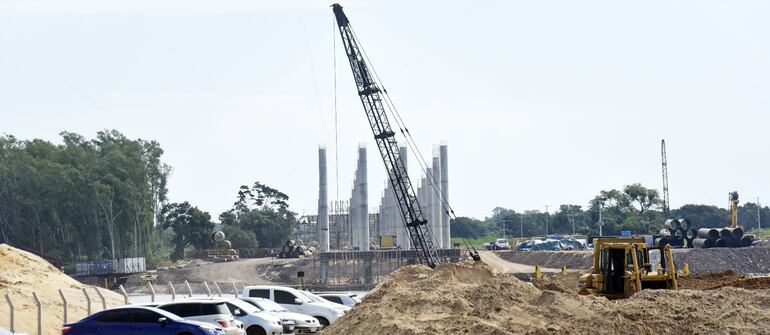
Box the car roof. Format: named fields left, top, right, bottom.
left=243, top=285, right=298, bottom=291
left=157, top=298, right=229, bottom=306
left=88, top=306, right=181, bottom=320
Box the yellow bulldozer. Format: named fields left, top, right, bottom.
left=579, top=237, right=678, bottom=299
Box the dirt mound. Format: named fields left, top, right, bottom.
left=323, top=261, right=770, bottom=335
left=533, top=272, right=582, bottom=293
left=679, top=270, right=770, bottom=290
left=0, top=244, right=124, bottom=334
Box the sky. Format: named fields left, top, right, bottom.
left=1, top=0, right=768, bottom=220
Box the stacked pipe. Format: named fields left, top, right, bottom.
left=693, top=226, right=753, bottom=248
left=655, top=219, right=696, bottom=248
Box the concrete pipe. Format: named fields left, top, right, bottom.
left=717, top=229, right=733, bottom=240
left=728, top=227, right=744, bottom=240
left=697, top=228, right=719, bottom=240
left=671, top=229, right=684, bottom=238
left=740, top=236, right=754, bottom=247
left=669, top=236, right=685, bottom=248
left=664, top=219, right=681, bottom=231
left=678, top=219, right=692, bottom=230
left=654, top=237, right=670, bottom=247
left=685, top=228, right=697, bottom=240
left=692, top=238, right=715, bottom=248
left=716, top=238, right=730, bottom=248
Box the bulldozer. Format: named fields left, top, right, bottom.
left=579, top=237, right=678, bottom=299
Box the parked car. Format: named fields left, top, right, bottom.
left=240, top=297, right=322, bottom=334
left=219, top=297, right=293, bottom=335
left=1, top=327, right=27, bottom=335
left=484, top=238, right=511, bottom=250
left=530, top=240, right=563, bottom=251
left=157, top=299, right=246, bottom=335
left=316, top=293, right=360, bottom=307
left=242, top=286, right=350, bottom=327
left=61, top=306, right=225, bottom=335
left=516, top=240, right=535, bottom=251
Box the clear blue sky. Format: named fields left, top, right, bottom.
left=1, top=0, right=768, bottom=219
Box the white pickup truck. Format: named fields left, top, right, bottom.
left=484, top=238, right=511, bottom=250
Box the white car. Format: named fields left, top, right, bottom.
left=316, top=293, right=360, bottom=308
left=157, top=299, right=246, bottom=335
left=242, top=286, right=350, bottom=327
left=240, top=297, right=322, bottom=334
left=494, top=238, right=511, bottom=250
left=220, top=298, right=293, bottom=335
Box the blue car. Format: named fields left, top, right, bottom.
left=62, top=306, right=225, bottom=335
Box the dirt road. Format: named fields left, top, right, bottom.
left=478, top=250, right=562, bottom=273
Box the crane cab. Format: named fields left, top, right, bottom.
left=579, top=237, right=678, bottom=299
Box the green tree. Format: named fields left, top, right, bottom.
left=222, top=182, right=296, bottom=248
left=161, top=202, right=215, bottom=260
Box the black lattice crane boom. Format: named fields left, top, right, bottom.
left=661, top=139, right=670, bottom=214
left=332, top=3, right=440, bottom=268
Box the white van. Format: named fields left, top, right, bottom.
left=242, top=286, right=350, bottom=327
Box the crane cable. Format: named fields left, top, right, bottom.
left=348, top=25, right=456, bottom=221
left=333, top=18, right=340, bottom=201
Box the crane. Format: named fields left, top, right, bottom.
left=661, top=139, right=670, bottom=215
left=331, top=3, right=441, bottom=268
left=729, top=191, right=739, bottom=228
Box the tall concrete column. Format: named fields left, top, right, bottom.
left=358, top=147, right=369, bottom=251
left=349, top=192, right=356, bottom=249
left=440, top=145, right=450, bottom=248
left=432, top=155, right=443, bottom=248
left=318, top=148, right=330, bottom=252
left=422, top=171, right=432, bottom=245
left=396, top=147, right=410, bottom=249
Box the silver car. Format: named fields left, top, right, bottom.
left=240, top=297, right=322, bottom=334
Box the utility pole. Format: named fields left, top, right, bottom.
left=597, top=202, right=604, bottom=237
left=543, top=205, right=549, bottom=237
left=520, top=215, right=524, bottom=238
left=758, top=197, right=762, bottom=237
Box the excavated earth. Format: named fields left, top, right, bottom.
left=496, top=246, right=770, bottom=275
left=322, top=262, right=770, bottom=335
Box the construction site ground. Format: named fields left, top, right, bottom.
left=5, top=243, right=770, bottom=335
left=321, top=261, right=770, bottom=335
left=496, top=246, right=770, bottom=274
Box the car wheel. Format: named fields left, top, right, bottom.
left=247, top=326, right=267, bottom=335
left=315, top=316, right=330, bottom=327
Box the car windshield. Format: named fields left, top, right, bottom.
left=254, top=299, right=288, bottom=312
left=297, top=291, right=322, bottom=303
left=227, top=299, right=260, bottom=314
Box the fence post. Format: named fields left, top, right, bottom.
left=213, top=282, right=222, bottom=297
left=32, top=291, right=41, bottom=335
left=82, top=288, right=92, bottom=316
left=118, top=285, right=130, bottom=305
left=147, top=282, right=155, bottom=303
left=203, top=281, right=212, bottom=297
left=185, top=280, right=193, bottom=298
left=94, top=287, right=106, bottom=310
left=168, top=282, right=176, bottom=301
left=58, top=289, right=68, bottom=324
left=232, top=282, right=239, bottom=298
left=4, top=292, right=14, bottom=332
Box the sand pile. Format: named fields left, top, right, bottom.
left=322, top=262, right=770, bottom=335
left=679, top=270, right=770, bottom=290
left=0, top=244, right=124, bottom=335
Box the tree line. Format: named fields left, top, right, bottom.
left=452, top=183, right=769, bottom=239
left=0, top=131, right=296, bottom=265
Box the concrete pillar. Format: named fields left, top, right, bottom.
left=358, top=147, right=369, bottom=251
left=432, top=155, right=443, bottom=248
left=318, top=148, right=330, bottom=252
left=440, top=145, right=450, bottom=248
left=423, top=171, right=432, bottom=245
left=397, top=147, right=410, bottom=249
left=349, top=192, right=355, bottom=249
